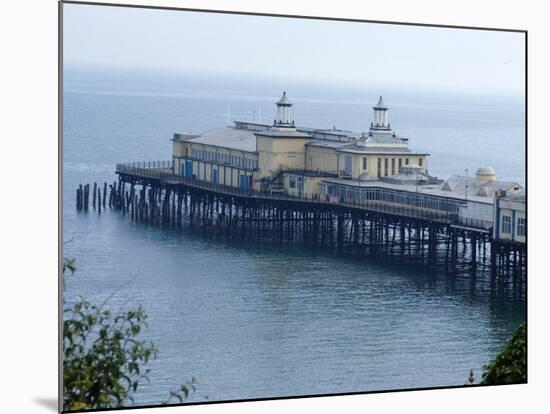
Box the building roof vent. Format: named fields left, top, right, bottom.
left=475, top=166, right=496, bottom=185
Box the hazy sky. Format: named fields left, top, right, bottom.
left=63, top=4, right=525, bottom=95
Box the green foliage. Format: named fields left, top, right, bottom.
left=481, top=323, right=527, bottom=385
left=63, top=298, right=158, bottom=410
left=161, top=378, right=198, bottom=405
left=63, top=259, right=195, bottom=411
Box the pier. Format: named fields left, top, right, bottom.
left=75, top=162, right=526, bottom=280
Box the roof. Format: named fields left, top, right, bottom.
left=437, top=175, right=521, bottom=203
left=306, top=140, right=426, bottom=155
left=476, top=166, right=496, bottom=176
left=310, top=128, right=354, bottom=137
left=255, top=129, right=312, bottom=139
left=276, top=91, right=292, bottom=106
left=366, top=133, right=407, bottom=145
left=183, top=127, right=257, bottom=153
left=306, top=140, right=351, bottom=149
left=338, top=146, right=421, bottom=155
left=500, top=188, right=526, bottom=202
left=373, top=96, right=388, bottom=110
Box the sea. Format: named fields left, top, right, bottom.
left=62, top=66, right=526, bottom=406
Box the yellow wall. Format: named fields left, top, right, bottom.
left=186, top=159, right=255, bottom=189
left=174, top=137, right=427, bottom=186
left=283, top=174, right=324, bottom=198
left=306, top=146, right=338, bottom=173
left=363, top=155, right=427, bottom=178
left=305, top=148, right=427, bottom=179
left=257, top=136, right=309, bottom=178
left=173, top=140, right=186, bottom=158
left=173, top=140, right=258, bottom=187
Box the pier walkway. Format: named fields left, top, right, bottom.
left=73, top=162, right=525, bottom=279
left=116, top=163, right=468, bottom=230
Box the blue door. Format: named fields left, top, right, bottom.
left=239, top=174, right=249, bottom=190
left=185, top=160, right=193, bottom=177
left=212, top=169, right=218, bottom=184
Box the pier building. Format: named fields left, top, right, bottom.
left=106, top=91, right=526, bottom=278
left=170, top=92, right=522, bottom=231
left=493, top=188, right=526, bottom=244
left=172, top=93, right=429, bottom=194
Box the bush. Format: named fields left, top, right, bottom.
left=63, top=259, right=195, bottom=411
left=481, top=323, right=527, bottom=385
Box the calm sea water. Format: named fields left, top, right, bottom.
left=63, top=67, right=526, bottom=405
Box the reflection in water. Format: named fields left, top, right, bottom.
left=64, top=210, right=525, bottom=405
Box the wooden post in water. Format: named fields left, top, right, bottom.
left=76, top=185, right=82, bottom=211
left=103, top=182, right=107, bottom=208
left=471, top=233, right=477, bottom=273
left=92, top=182, right=97, bottom=209
left=83, top=184, right=89, bottom=212
left=336, top=213, right=344, bottom=252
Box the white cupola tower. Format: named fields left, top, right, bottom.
left=370, top=96, right=390, bottom=131
left=273, top=91, right=295, bottom=129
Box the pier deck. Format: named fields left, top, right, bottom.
left=75, top=163, right=525, bottom=279
left=115, top=163, right=464, bottom=229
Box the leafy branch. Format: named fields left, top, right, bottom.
left=481, top=323, right=526, bottom=385
left=63, top=258, right=196, bottom=410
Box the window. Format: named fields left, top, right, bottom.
left=419, top=158, right=423, bottom=167
left=398, top=158, right=402, bottom=171
left=391, top=158, right=396, bottom=175
left=344, top=155, right=352, bottom=172
left=289, top=175, right=296, bottom=189
left=517, top=217, right=526, bottom=237
left=362, top=157, right=367, bottom=170
left=297, top=176, right=304, bottom=192
left=377, top=158, right=382, bottom=177
left=502, top=215, right=512, bottom=234
left=405, top=158, right=409, bottom=165
left=384, top=158, right=388, bottom=176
